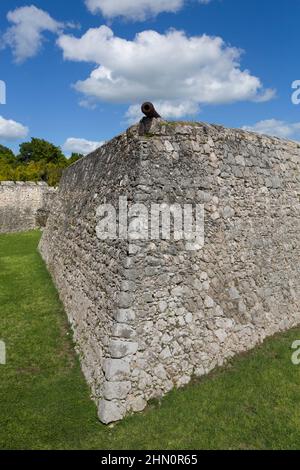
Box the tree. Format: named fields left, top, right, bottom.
left=0, top=145, right=16, bottom=165
left=68, top=153, right=84, bottom=165
left=0, top=146, right=16, bottom=181
left=0, top=139, right=83, bottom=186
left=0, top=161, right=15, bottom=181
left=18, top=138, right=66, bottom=164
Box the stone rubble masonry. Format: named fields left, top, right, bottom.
left=39, top=120, right=300, bottom=424
left=0, top=181, right=57, bottom=233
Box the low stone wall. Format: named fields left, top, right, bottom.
left=0, top=181, right=57, bottom=233
left=39, top=120, right=300, bottom=424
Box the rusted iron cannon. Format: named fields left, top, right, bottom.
left=141, top=102, right=161, bottom=119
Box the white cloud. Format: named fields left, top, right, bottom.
left=242, top=119, right=300, bottom=140
left=252, top=88, right=277, bottom=103
left=78, top=99, right=98, bottom=110
left=84, top=0, right=201, bottom=21
left=0, top=116, right=29, bottom=140
left=63, top=137, right=104, bottom=155
left=58, top=26, right=274, bottom=120
left=3, top=5, right=65, bottom=63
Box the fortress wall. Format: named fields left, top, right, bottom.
left=39, top=130, right=142, bottom=404
left=0, top=181, right=57, bottom=233
left=39, top=120, right=300, bottom=423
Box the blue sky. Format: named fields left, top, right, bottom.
left=0, top=0, right=300, bottom=155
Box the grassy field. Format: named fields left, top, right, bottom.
left=1, top=231, right=300, bottom=450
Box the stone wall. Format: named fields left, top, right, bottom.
left=39, top=120, right=300, bottom=424
left=0, top=181, right=57, bottom=233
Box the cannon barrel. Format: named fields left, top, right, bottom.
left=141, top=102, right=161, bottom=119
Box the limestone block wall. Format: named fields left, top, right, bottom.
left=39, top=121, right=300, bottom=424
left=0, top=181, right=57, bottom=233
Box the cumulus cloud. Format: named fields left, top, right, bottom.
left=2, top=5, right=65, bottom=63
left=57, top=26, right=274, bottom=120
left=63, top=137, right=104, bottom=155
left=0, top=116, right=29, bottom=140
left=242, top=119, right=300, bottom=140
left=84, top=0, right=212, bottom=21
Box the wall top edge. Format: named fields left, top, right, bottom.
left=0, top=181, right=57, bottom=188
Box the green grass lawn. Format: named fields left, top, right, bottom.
left=1, top=231, right=300, bottom=450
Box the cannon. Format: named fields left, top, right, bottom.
left=141, top=102, right=161, bottom=119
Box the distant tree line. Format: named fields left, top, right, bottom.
left=0, top=139, right=83, bottom=186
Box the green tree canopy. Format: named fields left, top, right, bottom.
left=0, top=145, right=16, bottom=164
left=68, top=153, right=84, bottom=165
left=18, top=138, right=66, bottom=164
left=0, top=139, right=84, bottom=186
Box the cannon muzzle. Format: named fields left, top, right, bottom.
left=141, top=102, right=161, bottom=119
